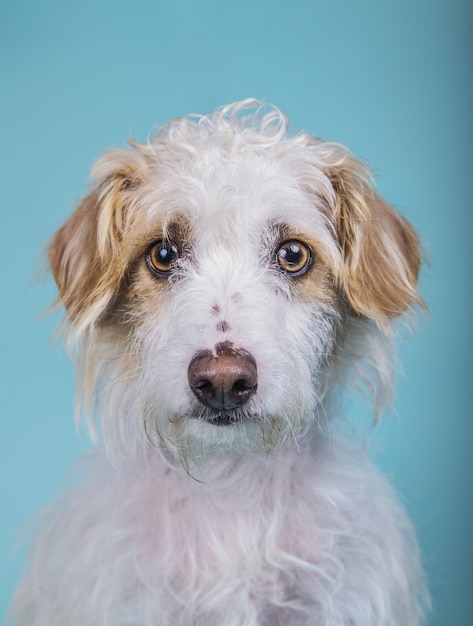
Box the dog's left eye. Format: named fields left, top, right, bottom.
left=146, top=240, right=180, bottom=276
left=275, top=240, right=312, bottom=276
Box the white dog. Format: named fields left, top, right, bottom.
left=10, top=100, right=427, bottom=625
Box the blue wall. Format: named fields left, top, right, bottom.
left=1, top=1, right=471, bottom=624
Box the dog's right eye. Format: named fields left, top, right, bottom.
left=146, top=240, right=180, bottom=277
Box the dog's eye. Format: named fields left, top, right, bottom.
left=146, top=240, right=180, bottom=276
left=275, top=240, right=312, bottom=276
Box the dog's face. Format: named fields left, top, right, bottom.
left=50, top=102, right=421, bottom=464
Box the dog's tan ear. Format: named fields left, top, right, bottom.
left=326, top=155, right=421, bottom=325
left=49, top=146, right=148, bottom=334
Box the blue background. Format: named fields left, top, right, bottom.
left=1, top=1, right=471, bottom=624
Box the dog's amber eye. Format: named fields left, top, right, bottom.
left=146, top=240, right=180, bottom=276
left=276, top=240, right=312, bottom=276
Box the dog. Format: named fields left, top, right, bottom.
left=10, top=100, right=427, bottom=625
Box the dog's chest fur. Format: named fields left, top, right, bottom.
left=16, top=439, right=421, bottom=625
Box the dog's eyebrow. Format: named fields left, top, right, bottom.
left=158, top=215, right=193, bottom=244
left=263, top=221, right=306, bottom=245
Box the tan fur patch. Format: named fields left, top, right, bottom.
left=325, top=156, right=422, bottom=324
left=49, top=146, right=151, bottom=331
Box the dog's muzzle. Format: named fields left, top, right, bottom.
left=188, top=344, right=258, bottom=422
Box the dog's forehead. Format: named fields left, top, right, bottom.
left=144, top=140, right=331, bottom=243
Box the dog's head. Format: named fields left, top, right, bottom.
left=50, top=100, right=421, bottom=465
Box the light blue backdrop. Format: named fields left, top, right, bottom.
left=1, top=1, right=471, bottom=624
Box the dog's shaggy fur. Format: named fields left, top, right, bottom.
left=10, top=100, right=427, bottom=625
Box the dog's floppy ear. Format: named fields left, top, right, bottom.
left=49, top=146, right=148, bottom=336
left=325, top=154, right=421, bottom=326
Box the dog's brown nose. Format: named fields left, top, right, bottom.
left=188, top=346, right=257, bottom=411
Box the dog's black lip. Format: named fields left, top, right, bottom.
left=207, top=413, right=240, bottom=426
left=199, top=410, right=241, bottom=426
left=188, top=407, right=256, bottom=426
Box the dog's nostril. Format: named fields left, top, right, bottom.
left=192, top=378, right=215, bottom=404
left=188, top=349, right=257, bottom=412
left=233, top=379, right=249, bottom=393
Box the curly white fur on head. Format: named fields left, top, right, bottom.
left=49, top=99, right=421, bottom=465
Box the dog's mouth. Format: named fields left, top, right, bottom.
left=189, top=407, right=258, bottom=427
left=204, top=411, right=241, bottom=426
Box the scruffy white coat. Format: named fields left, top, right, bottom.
left=10, top=100, right=427, bottom=625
